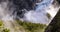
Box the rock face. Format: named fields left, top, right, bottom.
left=11, top=0, right=37, bottom=18
left=13, top=0, right=35, bottom=10
left=0, top=0, right=39, bottom=19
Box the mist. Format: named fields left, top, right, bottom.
left=22, top=0, right=60, bottom=25
left=0, top=0, right=60, bottom=25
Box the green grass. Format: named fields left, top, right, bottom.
left=16, top=20, right=47, bottom=32
left=2, top=28, right=10, bottom=32
left=0, top=20, right=47, bottom=32
left=0, top=20, right=10, bottom=32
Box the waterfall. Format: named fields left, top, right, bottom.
left=23, top=0, right=60, bottom=25
left=0, top=0, right=59, bottom=25
left=35, top=0, right=53, bottom=11
left=0, top=0, right=60, bottom=32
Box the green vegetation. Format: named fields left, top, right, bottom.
left=0, top=20, right=10, bottom=32
left=0, top=20, right=47, bottom=32
left=0, top=20, right=3, bottom=26
left=2, top=28, right=10, bottom=32
left=16, top=20, right=47, bottom=32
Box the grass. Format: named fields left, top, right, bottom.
left=16, top=20, right=47, bottom=32
left=0, top=20, right=10, bottom=32
left=0, top=20, right=47, bottom=32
